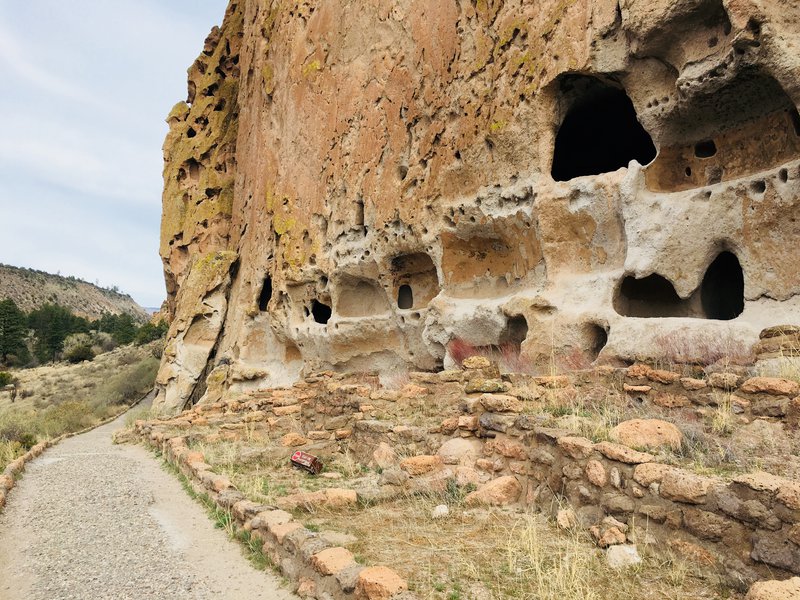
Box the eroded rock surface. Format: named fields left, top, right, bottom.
left=155, top=0, right=800, bottom=414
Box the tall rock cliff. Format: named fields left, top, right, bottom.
left=154, top=0, right=800, bottom=414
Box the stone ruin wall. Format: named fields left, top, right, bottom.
left=136, top=360, right=800, bottom=592
left=155, top=0, right=800, bottom=414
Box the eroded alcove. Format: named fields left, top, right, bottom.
left=391, top=253, right=439, bottom=310
left=646, top=71, right=800, bottom=191
left=551, top=75, right=657, bottom=181
left=335, top=277, right=390, bottom=317
left=614, top=251, right=744, bottom=320
left=614, top=273, right=694, bottom=318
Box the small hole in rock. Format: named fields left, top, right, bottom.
left=779, top=168, right=788, bottom=183
left=187, top=127, right=197, bottom=138
left=685, top=167, right=692, bottom=177
left=751, top=180, right=766, bottom=194
left=694, top=140, right=717, bottom=158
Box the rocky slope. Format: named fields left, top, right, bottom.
left=154, top=0, right=800, bottom=414
left=0, top=264, right=149, bottom=322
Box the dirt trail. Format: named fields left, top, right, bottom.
left=0, top=410, right=297, bottom=600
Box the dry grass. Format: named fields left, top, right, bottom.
left=311, top=492, right=732, bottom=600
left=0, top=343, right=159, bottom=470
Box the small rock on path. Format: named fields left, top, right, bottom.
left=0, top=409, right=297, bottom=600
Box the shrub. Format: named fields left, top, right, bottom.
left=100, top=356, right=159, bottom=405
left=64, top=344, right=95, bottom=363
left=135, top=320, right=168, bottom=345
left=0, top=371, right=12, bottom=387
left=447, top=338, right=478, bottom=366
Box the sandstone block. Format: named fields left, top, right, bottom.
left=479, top=393, right=523, bottom=412
left=557, top=436, right=595, bottom=459
left=311, top=547, right=356, bottom=576
left=653, top=392, right=691, bottom=408
left=610, top=419, right=683, bottom=450
left=372, top=443, right=398, bottom=469
left=274, top=404, right=302, bottom=416
left=281, top=432, right=308, bottom=447
left=680, top=377, right=707, bottom=391
left=355, top=566, right=408, bottom=600
left=708, top=372, right=741, bottom=390
left=457, top=415, right=479, bottom=431
left=464, top=476, right=522, bottom=506
left=594, top=442, right=653, bottom=464
left=586, top=460, right=608, bottom=487
left=465, top=378, right=508, bottom=394
left=746, top=577, right=800, bottom=600
left=740, top=376, right=799, bottom=396
left=606, top=545, right=642, bottom=568
left=633, top=463, right=675, bottom=487
left=660, top=471, right=714, bottom=504
left=400, top=455, right=443, bottom=476
left=438, top=438, right=481, bottom=465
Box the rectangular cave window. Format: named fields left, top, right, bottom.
left=258, top=275, right=272, bottom=311
left=397, top=284, right=413, bottom=309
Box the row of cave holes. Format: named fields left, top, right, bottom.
left=257, top=275, right=418, bottom=325
left=551, top=76, right=800, bottom=182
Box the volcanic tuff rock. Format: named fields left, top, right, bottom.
left=154, top=0, right=800, bottom=414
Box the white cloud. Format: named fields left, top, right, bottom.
left=0, top=0, right=227, bottom=307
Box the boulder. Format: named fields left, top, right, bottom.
left=610, top=419, right=683, bottom=450
left=464, top=476, right=522, bottom=506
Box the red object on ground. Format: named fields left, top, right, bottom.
left=291, top=450, right=323, bottom=475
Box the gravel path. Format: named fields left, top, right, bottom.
left=0, top=411, right=298, bottom=600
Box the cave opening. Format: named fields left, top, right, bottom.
left=614, top=273, right=689, bottom=318
left=311, top=300, right=332, bottom=324
left=258, top=275, right=272, bottom=311
left=700, top=251, right=744, bottom=320
left=552, top=77, right=656, bottom=181
left=499, top=315, right=529, bottom=348
left=391, top=252, right=440, bottom=310
left=588, top=324, right=609, bottom=358
left=397, top=284, right=413, bottom=310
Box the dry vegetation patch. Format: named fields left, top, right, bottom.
left=0, top=344, right=159, bottom=470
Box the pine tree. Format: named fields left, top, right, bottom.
left=0, top=299, right=28, bottom=364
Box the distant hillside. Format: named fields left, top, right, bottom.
left=0, top=264, right=149, bottom=322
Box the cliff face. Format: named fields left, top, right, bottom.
left=154, top=0, right=800, bottom=414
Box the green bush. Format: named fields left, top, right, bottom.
left=64, top=344, right=95, bottom=363
left=135, top=320, right=168, bottom=345
left=0, top=371, right=12, bottom=387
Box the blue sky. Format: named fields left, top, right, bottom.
left=0, top=1, right=226, bottom=308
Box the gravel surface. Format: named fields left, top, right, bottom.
left=0, top=411, right=298, bottom=600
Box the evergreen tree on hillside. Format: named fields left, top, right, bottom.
left=0, top=299, right=28, bottom=364
left=28, top=304, right=89, bottom=363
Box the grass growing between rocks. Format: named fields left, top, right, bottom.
left=0, top=344, right=159, bottom=470
left=310, top=493, right=738, bottom=600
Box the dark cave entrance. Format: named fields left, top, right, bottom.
left=258, top=275, right=272, bottom=311
left=311, top=300, right=332, bottom=324
left=614, top=273, right=690, bottom=318
left=551, top=77, right=657, bottom=181
left=397, top=284, right=413, bottom=310
left=701, top=251, right=744, bottom=320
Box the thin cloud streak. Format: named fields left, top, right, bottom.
left=0, top=1, right=226, bottom=307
